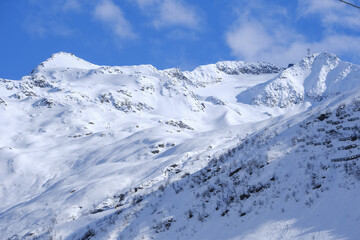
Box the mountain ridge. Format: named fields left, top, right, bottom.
left=237, top=52, right=360, bottom=108
left=1, top=52, right=360, bottom=239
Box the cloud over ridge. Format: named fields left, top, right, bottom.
left=94, top=0, right=136, bottom=39
left=225, top=0, right=360, bottom=66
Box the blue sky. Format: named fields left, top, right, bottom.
left=1, top=0, right=360, bottom=79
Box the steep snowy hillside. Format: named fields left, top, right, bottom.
left=69, top=88, right=360, bottom=240
left=0, top=52, right=360, bottom=240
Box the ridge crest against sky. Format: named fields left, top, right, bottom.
left=1, top=0, right=360, bottom=79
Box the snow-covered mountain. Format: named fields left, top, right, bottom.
left=1, top=52, right=360, bottom=240
left=238, top=52, right=360, bottom=108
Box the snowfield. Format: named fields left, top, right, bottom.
left=1, top=52, right=360, bottom=239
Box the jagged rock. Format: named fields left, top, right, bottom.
left=216, top=61, right=281, bottom=75
left=0, top=97, right=7, bottom=106
left=100, top=92, right=153, bottom=113
left=164, top=68, right=189, bottom=81
left=165, top=120, right=194, bottom=130
left=35, top=98, right=55, bottom=108
left=21, top=91, right=37, bottom=97
left=205, top=96, right=225, bottom=105
left=32, top=75, right=53, bottom=88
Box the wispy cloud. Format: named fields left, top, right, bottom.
left=133, top=0, right=201, bottom=29
left=94, top=0, right=136, bottom=39
left=154, top=0, right=200, bottom=29
left=25, top=0, right=135, bottom=40
left=63, top=0, right=82, bottom=12
left=24, top=0, right=78, bottom=38
left=225, top=0, right=360, bottom=66
left=134, top=0, right=158, bottom=9
left=298, top=0, right=360, bottom=30
left=25, top=19, right=74, bottom=38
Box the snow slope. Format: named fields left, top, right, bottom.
left=0, top=52, right=360, bottom=239
left=84, top=88, right=360, bottom=240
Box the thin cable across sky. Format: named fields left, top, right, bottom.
left=338, top=0, right=360, bottom=9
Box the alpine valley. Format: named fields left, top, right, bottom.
left=1, top=52, right=360, bottom=240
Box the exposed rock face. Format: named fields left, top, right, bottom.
left=215, top=61, right=282, bottom=75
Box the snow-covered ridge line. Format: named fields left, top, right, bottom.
left=2, top=51, right=360, bottom=239
left=27, top=51, right=281, bottom=80
left=238, top=52, right=360, bottom=108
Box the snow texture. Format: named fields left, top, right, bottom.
left=1, top=52, right=360, bottom=240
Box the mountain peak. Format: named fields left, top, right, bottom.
left=299, top=52, right=340, bottom=68
left=315, top=51, right=339, bottom=59
left=31, top=52, right=98, bottom=74
left=237, top=52, right=358, bottom=108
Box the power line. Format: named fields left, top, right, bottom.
left=337, top=0, right=360, bottom=9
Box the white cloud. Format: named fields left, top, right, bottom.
left=299, top=0, right=360, bottom=30
left=26, top=0, right=135, bottom=39
left=133, top=0, right=200, bottom=29
left=94, top=0, right=136, bottom=39
left=261, top=34, right=360, bottom=66
left=226, top=20, right=274, bottom=60
left=155, top=0, right=200, bottom=29
left=225, top=6, right=360, bottom=66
